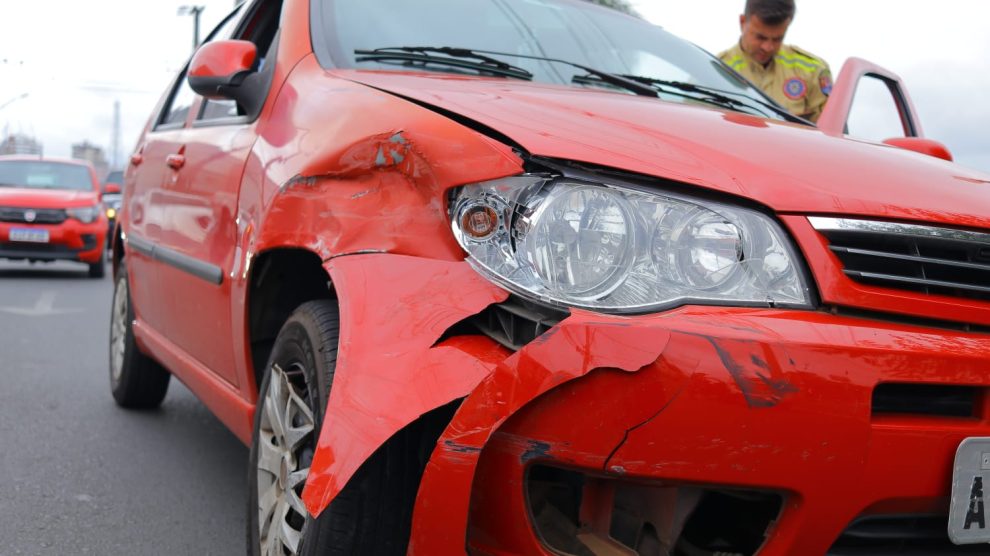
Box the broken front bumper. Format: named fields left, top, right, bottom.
left=452, top=307, right=990, bottom=555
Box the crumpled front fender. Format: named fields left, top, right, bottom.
left=301, top=253, right=510, bottom=516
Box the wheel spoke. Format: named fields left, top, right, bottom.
left=264, top=370, right=288, bottom=441
left=286, top=468, right=308, bottom=491
left=257, top=480, right=279, bottom=536
left=283, top=401, right=314, bottom=452
left=280, top=507, right=303, bottom=554
left=286, top=484, right=309, bottom=518
left=257, top=435, right=282, bottom=477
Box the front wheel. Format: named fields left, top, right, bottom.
left=248, top=300, right=424, bottom=556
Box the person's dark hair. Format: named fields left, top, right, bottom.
left=744, top=0, right=795, bottom=25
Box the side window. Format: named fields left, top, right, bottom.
left=198, top=0, right=283, bottom=123
left=158, top=78, right=197, bottom=128
left=846, top=76, right=911, bottom=142
left=155, top=7, right=243, bottom=130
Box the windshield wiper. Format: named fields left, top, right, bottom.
left=355, top=47, right=534, bottom=80
left=356, top=46, right=660, bottom=98
left=616, top=74, right=805, bottom=123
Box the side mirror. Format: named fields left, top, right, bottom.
left=103, top=182, right=122, bottom=194
left=882, top=137, right=954, bottom=162
left=188, top=39, right=258, bottom=102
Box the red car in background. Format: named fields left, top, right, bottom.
left=0, top=156, right=107, bottom=277
left=110, top=0, right=990, bottom=554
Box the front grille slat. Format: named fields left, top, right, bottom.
left=831, top=246, right=990, bottom=273
left=811, top=217, right=990, bottom=302
left=0, top=206, right=67, bottom=224
left=845, top=270, right=990, bottom=295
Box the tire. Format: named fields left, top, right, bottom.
left=109, top=259, right=170, bottom=408
left=88, top=253, right=106, bottom=279
left=248, top=300, right=438, bottom=556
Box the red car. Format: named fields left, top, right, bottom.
left=110, top=0, right=990, bottom=554
left=0, top=156, right=107, bottom=277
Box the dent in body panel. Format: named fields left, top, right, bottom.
left=407, top=312, right=672, bottom=555
left=248, top=60, right=524, bottom=265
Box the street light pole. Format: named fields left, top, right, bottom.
left=178, top=5, right=206, bottom=51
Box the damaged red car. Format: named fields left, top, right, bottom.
left=109, top=0, right=990, bottom=554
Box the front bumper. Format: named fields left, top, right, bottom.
left=460, top=306, right=990, bottom=555
left=0, top=219, right=107, bottom=263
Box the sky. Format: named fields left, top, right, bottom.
left=1, top=0, right=988, bottom=176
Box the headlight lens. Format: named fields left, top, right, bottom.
left=105, top=207, right=117, bottom=219
left=67, top=205, right=100, bottom=224
left=450, top=175, right=812, bottom=312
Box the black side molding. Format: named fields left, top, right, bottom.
left=126, top=234, right=224, bottom=286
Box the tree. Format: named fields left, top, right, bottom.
left=583, top=0, right=639, bottom=16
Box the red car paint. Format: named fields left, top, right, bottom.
left=116, top=0, right=990, bottom=553
left=0, top=156, right=107, bottom=268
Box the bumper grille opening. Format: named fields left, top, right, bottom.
left=527, top=464, right=782, bottom=556
left=827, top=514, right=990, bottom=554
left=872, top=384, right=980, bottom=418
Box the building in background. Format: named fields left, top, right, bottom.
left=0, top=133, right=43, bottom=156
left=71, top=140, right=109, bottom=179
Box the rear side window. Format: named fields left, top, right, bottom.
left=0, top=161, right=94, bottom=191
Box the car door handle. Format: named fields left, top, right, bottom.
left=166, top=154, right=185, bottom=170
left=130, top=153, right=143, bottom=166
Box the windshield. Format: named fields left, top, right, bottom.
left=105, top=171, right=124, bottom=184
left=318, top=0, right=783, bottom=119
left=0, top=160, right=94, bottom=192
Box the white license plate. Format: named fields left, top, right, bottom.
left=949, top=437, right=990, bottom=544
left=9, top=228, right=49, bottom=243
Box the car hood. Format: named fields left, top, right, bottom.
left=341, top=71, right=990, bottom=230
left=0, top=187, right=98, bottom=208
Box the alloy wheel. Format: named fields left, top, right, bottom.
left=256, top=363, right=316, bottom=555
left=109, top=275, right=128, bottom=383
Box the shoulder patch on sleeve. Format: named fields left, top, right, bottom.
left=820, top=70, right=833, bottom=96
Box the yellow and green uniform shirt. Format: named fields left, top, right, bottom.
left=719, top=43, right=832, bottom=122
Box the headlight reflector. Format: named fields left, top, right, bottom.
left=451, top=175, right=812, bottom=312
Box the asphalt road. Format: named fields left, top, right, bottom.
left=0, top=260, right=246, bottom=555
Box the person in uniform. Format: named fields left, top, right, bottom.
left=719, top=0, right=832, bottom=122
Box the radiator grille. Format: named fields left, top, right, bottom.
left=811, top=217, right=990, bottom=302
left=0, top=206, right=66, bottom=224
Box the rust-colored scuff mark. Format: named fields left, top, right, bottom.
left=281, top=174, right=317, bottom=191
left=520, top=440, right=553, bottom=463
left=444, top=440, right=483, bottom=454
left=296, top=130, right=432, bottom=189
left=704, top=336, right=798, bottom=408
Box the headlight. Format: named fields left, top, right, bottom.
left=106, top=207, right=117, bottom=219
left=450, top=175, right=812, bottom=313
left=67, top=206, right=100, bottom=224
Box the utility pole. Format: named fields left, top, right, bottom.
left=178, top=5, right=206, bottom=51
left=111, top=100, right=121, bottom=171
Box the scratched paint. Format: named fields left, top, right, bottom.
left=407, top=310, right=672, bottom=555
